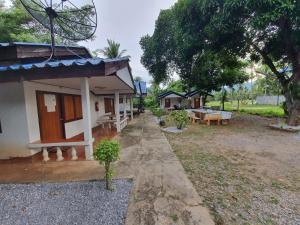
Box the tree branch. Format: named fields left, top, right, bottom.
left=251, top=43, right=288, bottom=86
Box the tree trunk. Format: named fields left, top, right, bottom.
left=105, top=162, right=112, bottom=190
left=284, top=91, right=300, bottom=126
left=202, top=94, right=208, bottom=106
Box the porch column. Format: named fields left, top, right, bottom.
left=81, top=77, right=94, bottom=160
left=115, top=91, right=121, bottom=132
left=130, top=96, right=134, bottom=120
left=123, top=95, right=127, bottom=118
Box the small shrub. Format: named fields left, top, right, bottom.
left=94, top=140, right=120, bottom=190
left=152, top=108, right=165, bottom=119
left=170, top=214, right=178, bottom=222
left=170, top=110, right=189, bottom=129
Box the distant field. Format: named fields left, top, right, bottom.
left=207, top=101, right=285, bottom=117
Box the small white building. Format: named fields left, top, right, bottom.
left=158, top=91, right=186, bottom=110
left=158, top=90, right=204, bottom=110
left=0, top=42, right=135, bottom=160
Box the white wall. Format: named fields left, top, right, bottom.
left=120, top=97, right=131, bottom=112
left=116, top=67, right=134, bottom=89
left=0, top=82, right=30, bottom=159
left=256, top=95, right=285, bottom=105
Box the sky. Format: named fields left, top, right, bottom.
left=5, top=0, right=177, bottom=83
left=81, top=0, right=177, bottom=83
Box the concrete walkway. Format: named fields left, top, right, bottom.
left=0, top=112, right=214, bottom=225
left=120, top=112, right=214, bottom=225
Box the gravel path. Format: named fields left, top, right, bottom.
left=0, top=179, right=132, bottom=225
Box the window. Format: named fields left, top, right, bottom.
left=62, top=95, right=82, bottom=122
left=119, top=98, right=123, bottom=104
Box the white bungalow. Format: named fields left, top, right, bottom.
left=158, top=91, right=186, bottom=110
left=0, top=42, right=135, bottom=161
left=158, top=90, right=205, bottom=110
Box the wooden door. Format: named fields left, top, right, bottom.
left=194, top=97, right=201, bottom=109
left=37, top=92, right=64, bottom=142
left=104, top=98, right=115, bottom=114
left=165, top=99, right=171, bottom=108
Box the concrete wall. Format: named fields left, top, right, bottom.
left=0, top=82, right=30, bottom=159
left=256, top=95, right=285, bottom=105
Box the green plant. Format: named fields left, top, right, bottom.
left=94, top=140, right=120, bottom=190
left=170, top=213, right=178, bottom=222
left=170, top=110, right=188, bottom=130
left=152, top=107, right=165, bottom=119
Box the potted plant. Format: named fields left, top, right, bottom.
left=94, top=139, right=120, bottom=190
left=170, top=110, right=188, bottom=130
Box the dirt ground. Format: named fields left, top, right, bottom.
left=165, top=113, right=300, bottom=225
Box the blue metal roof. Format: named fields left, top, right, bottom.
left=134, top=81, right=141, bottom=94
left=139, top=81, right=147, bottom=95
left=0, top=57, right=130, bottom=72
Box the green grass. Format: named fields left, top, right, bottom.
left=207, top=101, right=285, bottom=117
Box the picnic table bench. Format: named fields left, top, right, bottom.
left=96, top=112, right=116, bottom=128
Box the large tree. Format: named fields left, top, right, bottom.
left=0, top=0, right=94, bottom=44
left=0, top=0, right=47, bottom=42
left=140, top=4, right=248, bottom=104
left=175, top=0, right=300, bottom=125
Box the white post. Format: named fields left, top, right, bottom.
left=130, top=96, right=134, bottom=120
left=71, top=147, right=78, bottom=161
left=115, top=91, right=121, bottom=132
left=81, top=77, right=94, bottom=160
left=42, top=147, right=49, bottom=162
left=123, top=95, right=127, bottom=118
left=56, top=147, right=64, bottom=161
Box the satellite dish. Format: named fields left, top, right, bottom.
left=20, top=0, right=97, bottom=60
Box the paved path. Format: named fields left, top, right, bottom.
left=120, top=112, right=214, bottom=225
left=0, top=112, right=214, bottom=225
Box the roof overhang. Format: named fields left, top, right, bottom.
left=158, top=91, right=186, bottom=99
left=0, top=57, right=135, bottom=94
left=0, top=57, right=130, bottom=83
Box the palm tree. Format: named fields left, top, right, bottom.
left=96, top=39, right=127, bottom=58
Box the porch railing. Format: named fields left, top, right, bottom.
left=119, top=117, right=128, bottom=131
left=28, top=140, right=92, bottom=162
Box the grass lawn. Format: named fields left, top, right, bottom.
left=207, top=101, right=285, bottom=117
